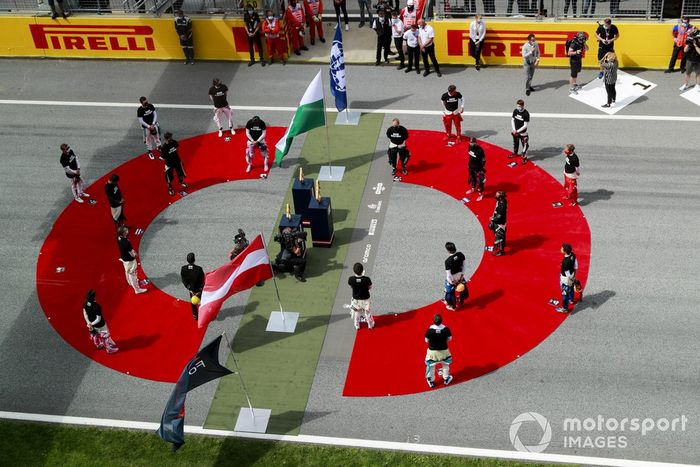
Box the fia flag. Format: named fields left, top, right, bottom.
left=156, top=335, right=233, bottom=451
left=198, top=235, right=272, bottom=329
left=329, top=26, right=347, bottom=112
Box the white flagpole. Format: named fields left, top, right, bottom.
left=222, top=332, right=256, bottom=420
left=260, top=232, right=286, bottom=323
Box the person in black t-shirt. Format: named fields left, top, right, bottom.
left=174, top=10, right=195, bottom=65
left=441, top=85, right=464, bottom=143
left=244, top=5, right=265, bottom=66
left=489, top=191, right=507, bottom=256
left=59, top=143, right=90, bottom=203
left=137, top=96, right=162, bottom=159
left=105, top=174, right=125, bottom=227
left=563, top=144, right=581, bottom=206
left=245, top=116, right=269, bottom=173
left=443, top=242, right=468, bottom=311
left=348, top=263, right=374, bottom=330
left=386, top=118, right=410, bottom=176
left=209, top=78, right=234, bottom=138
left=161, top=132, right=188, bottom=196
left=83, top=289, right=119, bottom=353
left=556, top=243, right=578, bottom=312
left=509, top=99, right=530, bottom=164
left=181, top=252, right=205, bottom=321
left=595, top=19, right=619, bottom=79
left=117, top=226, right=148, bottom=294
left=568, top=32, right=589, bottom=94
left=424, top=313, right=453, bottom=387
left=466, top=137, right=485, bottom=201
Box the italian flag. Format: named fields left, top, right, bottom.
left=275, top=70, right=326, bottom=166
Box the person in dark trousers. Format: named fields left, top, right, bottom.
left=466, top=137, right=485, bottom=201
left=386, top=118, right=410, bottom=176
left=137, top=96, right=162, bottom=159
left=595, top=18, right=619, bottom=80
left=333, top=0, right=349, bottom=31
left=443, top=242, right=467, bottom=311
left=373, top=9, right=392, bottom=66
left=117, top=226, right=148, bottom=294
left=666, top=17, right=691, bottom=73
left=555, top=243, right=578, bottom=312
left=83, top=289, right=119, bottom=353
left=60, top=143, right=90, bottom=203
left=244, top=5, right=265, bottom=66
left=600, top=52, right=618, bottom=107
left=174, top=10, right=195, bottom=65
left=489, top=191, right=507, bottom=256
left=509, top=99, right=530, bottom=164
left=403, top=23, right=420, bottom=74
left=424, top=313, right=453, bottom=388
left=49, top=0, right=68, bottom=19
left=563, top=144, right=580, bottom=206
left=348, top=262, right=374, bottom=330
left=105, top=174, right=125, bottom=227
left=418, top=19, right=441, bottom=77
left=160, top=132, right=188, bottom=196
left=181, top=253, right=205, bottom=321
left=568, top=32, right=588, bottom=94
left=468, top=15, right=485, bottom=70
left=390, top=10, right=405, bottom=69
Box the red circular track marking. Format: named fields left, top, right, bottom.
left=36, top=129, right=285, bottom=382
left=342, top=130, right=591, bottom=397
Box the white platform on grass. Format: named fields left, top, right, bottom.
left=234, top=407, right=271, bottom=433
left=680, top=85, right=700, bottom=106
left=318, top=165, right=346, bottom=181
left=335, top=110, right=361, bottom=126
left=266, top=311, right=299, bottom=333
left=569, top=70, right=656, bottom=115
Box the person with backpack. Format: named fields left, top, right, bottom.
left=567, top=32, right=588, bottom=95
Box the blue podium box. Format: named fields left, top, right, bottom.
left=307, top=196, right=334, bottom=247
left=292, top=178, right=314, bottom=226
left=279, top=214, right=303, bottom=234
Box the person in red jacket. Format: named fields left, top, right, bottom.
left=286, top=0, right=308, bottom=56
left=304, top=0, right=325, bottom=46
left=262, top=10, right=287, bottom=65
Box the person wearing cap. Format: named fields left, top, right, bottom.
left=418, top=19, right=441, bottom=77
left=424, top=313, right=453, bottom=387
left=468, top=15, right=486, bottom=71
left=666, top=16, right=692, bottom=73
left=181, top=253, right=205, bottom=321
left=595, top=18, right=619, bottom=79
left=174, top=10, right=194, bottom=65
left=400, top=0, right=417, bottom=31
left=567, top=32, right=588, bottom=94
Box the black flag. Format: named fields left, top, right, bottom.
left=156, top=335, right=233, bottom=450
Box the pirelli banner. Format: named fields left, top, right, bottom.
left=0, top=16, right=671, bottom=68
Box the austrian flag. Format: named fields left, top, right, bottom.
left=197, top=235, right=272, bottom=329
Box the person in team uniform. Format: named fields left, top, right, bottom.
left=137, top=96, right=162, bottom=160
left=441, top=85, right=464, bottom=143
left=208, top=78, right=234, bottom=138
left=285, top=0, right=308, bottom=56
left=262, top=10, right=287, bottom=65
left=181, top=252, right=205, bottom=321
left=117, top=226, right=148, bottom=294
left=83, top=289, right=119, bottom=354
left=348, top=262, right=374, bottom=330
left=59, top=143, right=90, bottom=204
left=489, top=191, right=507, bottom=257
left=385, top=118, right=410, bottom=176
left=174, top=10, right=195, bottom=65
left=555, top=243, right=578, bottom=312
left=443, top=242, right=468, bottom=311
left=509, top=99, right=530, bottom=164
left=105, top=174, right=125, bottom=227
left=563, top=144, right=580, bottom=206
left=390, top=10, right=405, bottom=69
left=161, top=132, right=188, bottom=196
left=244, top=5, right=265, bottom=67
left=372, top=9, right=392, bottom=66
left=400, top=0, right=417, bottom=31
left=418, top=19, right=441, bottom=77
left=424, top=313, right=453, bottom=388
left=466, top=137, right=485, bottom=201
left=403, top=23, right=420, bottom=74
left=245, top=116, right=269, bottom=173
left=304, top=0, right=325, bottom=45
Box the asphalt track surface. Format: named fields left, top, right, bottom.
left=1, top=58, right=699, bottom=464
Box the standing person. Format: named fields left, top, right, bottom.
left=567, top=32, right=588, bottom=94
left=400, top=0, right=417, bottom=31
left=333, top=0, right=349, bottom=31
left=181, top=253, right=204, bottom=321
left=443, top=242, right=467, bottom=311
left=83, top=289, right=119, bottom=354
left=441, top=84, right=464, bottom=143
left=419, top=20, right=441, bottom=77
left=600, top=52, right=618, bottom=107
left=174, top=10, right=195, bottom=65
left=373, top=9, right=392, bottom=66
left=563, top=0, right=577, bottom=17
left=263, top=10, right=287, bottom=65
left=469, top=15, right=486, bottom=71
left=466, top=137, right=485, bottom=201
left=286, top=0, right=308, bottom=56
left=403, top=23, right=421, bottom=74
left=208, top=78, right=234, bottom=138
left=348, top=263, right=374, bottom=330
left=386, top=118, right=410, bottom=176
left=49, top=0, right=68, bottom=19
left=304, top=0, right=325, bottom=45
left=105, top=174, right=125, bottom=227
left=680, top=33, right=700, bottom=91
left=489, top=191, right=507, bottom=257
left=161, top=132, right=188, bottom=196
left=563, top=144, right=580, bottom=206
left=424, top=313, right=453, bottom=387
left=595, top=18, right=619, bottom=80
left=245, top=116, right=270, bottom=173
left=522, top=33, right=540, bottom=95
left=244, top=5, right=265, bottom=66
left=137, top=96, right=162, bottom=160
left=666, top=17, right=691, bottom=73
left=509, top=99, right=530, bottom=164
left=59, top=143, right=90, bottom=203
left=117, top=226, right=148, bottom=295
left=391, top=10, right=405, bottom=70
left=555, top=243, right=578, bottom=312
left=358, top=0, right=373, bottom=27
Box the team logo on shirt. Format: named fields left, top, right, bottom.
left=29, top=24, right=155, bottom=51
left=446, top=29, right=575, bottom=58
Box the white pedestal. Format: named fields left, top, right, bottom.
left=335, top=111, right=361, bottom=126
left=318, top=165, right=346, bottom=182
left=234, top=407, right=271, bottom=433
left=266, top=311, right=299, bottom=333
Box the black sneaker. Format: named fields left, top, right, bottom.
left=52, top=12, right=58, bottom=19
left=168, top=188, right=175, bottom=196
left=148, top=151, right=154, bottom=160
left=526, top=90, right=531, bottom=96
left=248, top=61, right=255, bottom=67
left=427, top=379, right=435, bottom=388
left=664, top=69, right=674, bottom=74
left=402, top=168, right=407, bottom=175
left=261, top=61, right=266, bottom=67
left=444, top=375, right=453, bottom=385
left=300, top=46, right=309, bottom=51
left=310, top=39, right=315, bottom=45
left=423, top=70, right=430, bottom=77
left=436, top=71, right=442, bottom=77
left=320, top=37, right=326, bottom=43
left=404, top=68, right=412, bottom=73
left=358, top=21, right=365, bottom=28
left=522, top=156, right=528, bottom=164
left=294, top=50, right=301, bottom=56
left=295, top=275, right=307, bottom=282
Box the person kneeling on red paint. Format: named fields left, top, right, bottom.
left=83, top=289, right=119, bottom=354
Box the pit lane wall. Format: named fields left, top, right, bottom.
left=0, top=16, right=671, bottom=68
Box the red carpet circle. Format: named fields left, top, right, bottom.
left=342, top=130, right=591, bottom=397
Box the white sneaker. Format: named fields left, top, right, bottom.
left=246, top=164, right=252, bottom=173
left=345, top=24, right=349, bottom=31
left=135, top=288, right=148, bottom=294
left=74, top=197, right=84, bottom=203
left=218, top=129, right=223, bottom=137
left=680, top=84, right=688, bottom=91
left=230, top=127, right=235, bottom=135
left=264, top=162, right=269, bottom=172
left=81, top=193, right=90, bottom=198
left=334, top=23, right=338, bottom=29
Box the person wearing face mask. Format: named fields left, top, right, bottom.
left=174, top=10, right=194, bottom=65
left=263, top=10, right=287, bottom=65
left=666, top=16, right=692, bottom=73
left=390, top=10, right=405, bottom=69
left=468, top=15, right=486, bottom=71
left=244, top=5, right=265, bottom=67
left=403, top=23, right=420, bottom=74
left=304, top=0, right=325, bottom=45
left=373, top=8, right=392, bottom=66
left=400, top=0, right=417, bottom=30
left=522, top=34, right=540, bottom=96
left=418, top=19, right=441, bottom=78
left=562, top=144, right=580, bottom=207
left=509, top=99, right=530, bottom=165
left=595, top=18, right=619, bottom=80
left=286, top=0, right=308, bottom=56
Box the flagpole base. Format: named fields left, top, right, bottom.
left=335, top=111, right=361, bottom=126
left=234, top=407, right=271, bottom=433
left=266, top=311, right=300, bottom=333
left=318, top=166, right=346, bottom=182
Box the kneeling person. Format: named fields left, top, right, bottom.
left=425, top=313, right=453, bottom=387
left=386, top=118, right=410, bottom=177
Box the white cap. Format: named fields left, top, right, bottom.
left=407, top=0, right=414, bottom=5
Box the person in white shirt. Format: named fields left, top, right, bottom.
left=391, top=10, right=405, bottom=69
left=522, top=33, right=540, bottom=95
left=469, top=15, right=486, bottom=70
left=403, top=23, right=420, bottom=74
left=418, top=19, right=441, bottom=77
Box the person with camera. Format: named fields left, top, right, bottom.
left=174, top=10, right=194, bottom=65
left=348, top=263, right=374, bottom=330
left=304, top=0, right=325, bottom=45
left=600, top=52, right=618, bottom=108
left=666, top=16, right=691, bottom=74
left=161, top=132, right=188, bottom=196
left=386, top=118, right=410, bottom=176
left=595, top=18, right=619, bottom=80
left=418, top=19, right=441, bottom=78
left=372, top=8, right=392, bottom=65
left=509, top=99, right=530, bottom=164
left=286, top=0, right=308, bottom=56
left=567, top=32, right=588, bottom=95
left=563, top=144, right=580, bottom=206
left=469, top=15, right=486, bottom=71
left=273, top=228, right=307, bottom=282
left=244, top=4, right=265, bottom=67
left=522, top=34, right=540, bottom=96
left=181, top=253, right=204, bottom=321
left=137, top=96, right=162, bottom=160
left=228, top=229, right=250, bottom=260
left=441, top=84, right=464, bottom=143
left=489, top=191, right=507, bottom=257
left=466, top=137, right=485, bottom=202
left=555, top=243, right=578, bottom=313
left=443, top=242, right=467, bottom=311
left=680, top=29, right=700, bottom=92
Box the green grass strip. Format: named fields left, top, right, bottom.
left=205, top=113, right=384, bottom=434
left=0, top=421, right=574, bottom=467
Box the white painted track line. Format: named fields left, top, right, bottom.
left=0, top=411, right=696, bottom=467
